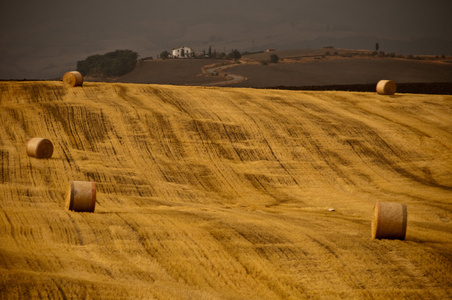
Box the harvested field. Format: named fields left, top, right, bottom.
left=116, top=59, right=229, bottom=85
left=109, top=55, right=452, bottom=94
left=242, top=48, right=368, bottom=62
left=228, top=58, right=452, bottom=88
left=0, top=81, right=451, bottom=299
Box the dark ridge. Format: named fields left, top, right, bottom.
left=0, top=79, right=54, bottom=82
left=265, top=82, right=452, bottom=95
left=1, top=80, right=451, bottom=95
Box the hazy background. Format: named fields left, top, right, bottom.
left=1, top=0, right=452, bottom=79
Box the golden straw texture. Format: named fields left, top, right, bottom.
left=376, top=80, right=396, bottom=95
left=65, top=181, right=96, bottom=212
left=62, top=71, right=83, bottom=87
left=26, top=137, right=54, bottom=158
left=372, top=201, right=407, bottom=240
left=1, top=81, right=451, bottom=298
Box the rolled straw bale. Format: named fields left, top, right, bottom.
left=376, top=80, right=396, bottom=95
left=372, top=201, right=407, bottom=240
left=65, top=181, right=96, bottom=212
left=26, top=137, right=54, bottom=158
left=62, top=71, right=83, bottom=87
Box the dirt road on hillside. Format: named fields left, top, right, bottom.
left=202, top=62, right=248, bottom=86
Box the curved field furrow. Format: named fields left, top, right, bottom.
left=0, top=81, right=451, bottom=299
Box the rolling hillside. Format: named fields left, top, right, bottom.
left=228, top=58, right=452, bottom=88
left=112, top=52, right=452, bottom=94
left=1, top=81, right=451, bottom=299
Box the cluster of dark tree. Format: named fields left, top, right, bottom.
left=77, top=50, right=138, bottom=77
left=198, top=47, right=242, bottom=60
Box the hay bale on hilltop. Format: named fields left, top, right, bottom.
left=372, top=201, right=407, bottom=240
left=65, top=181, right=96, bottom=212
left=26, top=137, right=54, bottom=158
left=63, top=71, right=83, bottom=87
left=376, top=80, right=396, bottom=95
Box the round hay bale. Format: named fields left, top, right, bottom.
left=65, top=181, right=96, bottom=212
left=26, top=137, right=54, bottom=158
left=372, top=201, right=407, bottom=240
left=62, top=71, right=83, bottom=87
left=376, top=80, right=396, bottom=95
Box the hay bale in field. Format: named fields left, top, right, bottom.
left=62, top=71, right=83, bottom=87
left=65, top=181, right=96, bottom=212
left=372, top=201, right=407, bottom=240
left=26, top=137, right=54, bottom=158
left=376, top=80, right=396, bottom=95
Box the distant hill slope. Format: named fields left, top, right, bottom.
left=1, top=82, right=451, bottom=299
left=110, top=49, right=452, bottom=94
left=115, top=59, right=228, bottom=85
left=229, top=58, right=452, bottom=88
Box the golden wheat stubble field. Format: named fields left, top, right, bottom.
left=0, top=81, right=451, bottom=299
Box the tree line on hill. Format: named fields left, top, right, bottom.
left=76, top=47, right=254, bottom=78
left=75, top=48, right=258, bottom=79
left=159, top=47, right=245, bottom=60
left=75, top=48, right=281, bottom=78
left=77, top=49, right=138, bottom=77
left=158, top=47, right=281, bottom=64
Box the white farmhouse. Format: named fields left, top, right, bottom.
left=172, top=46, right=194, bottom=58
